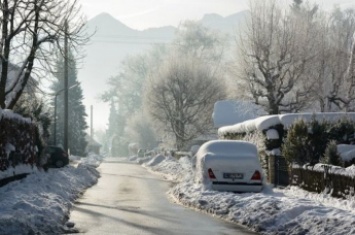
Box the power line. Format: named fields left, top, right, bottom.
left=90, top=34, right=173, bottom=45
left=89, top=40, right=169, bottom=45
left=93, top=34, right=174, bottom=40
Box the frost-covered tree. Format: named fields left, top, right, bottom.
left=126, top=112, right=158, bottom=150
left=335, top=8, right=355, bottom=111
left=101, top=46, right=166, bottom=116
left=106, top=100, right=127, bottom=157
left=310, top=8, right=355, bottom=111
left=102, top=21, right=228, bottom=150
left=173, top=21, right=227, bottom=72
left=101, top=46, right=166, bottom=151
left=235, top=0, right=317, bottom=114
left=145, top=55, right=226, bottom=150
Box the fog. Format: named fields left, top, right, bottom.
left=78, top=1, right=248, bottom=131
left=78, top=0, right=355, bottom=132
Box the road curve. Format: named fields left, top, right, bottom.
left=68, top=160, right=256, bottom=235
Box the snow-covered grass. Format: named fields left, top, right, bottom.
left=0, top=153, right=103, bottom=235
left=137, top=154, right=355, bottom=235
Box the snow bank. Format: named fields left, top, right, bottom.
left=143, top=154, right=166, bottom=167
left=337, top=144, right=355, bottom=162
left=79, top=152, right=104, bottom=168
left=0, top=154, right=101, bottom=235
left=0, top=164, right=39, bottom=180
left=300, top=163, right=355, bottom=177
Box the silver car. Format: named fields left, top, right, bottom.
left=195, top=140, right=263, bottom=193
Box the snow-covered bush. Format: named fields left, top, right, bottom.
left=282, top=119, right=329, bottom=166
left=320, top=141, right=343, bottom=167
left=328, top=118, right=355, bottom=144
left=282, top=120, right=309, bottom=165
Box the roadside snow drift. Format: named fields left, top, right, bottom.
left=0, top=154, right=102, bottom=235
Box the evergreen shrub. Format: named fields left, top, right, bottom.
left=282, top=120, right=310, bottom=165
left=282, top=118, right=329, bottom=166
left=307, top=119, right=329, bottom=164
left=320, top=140, right=343, bottom=167
left=328, top=118, right=355, bottom=144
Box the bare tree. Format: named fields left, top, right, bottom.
left=145, top=55, right=226, bottom=150
left=236, top=0, right=316, bottom=114
left=0, top=0, right=87, bottom=109
left=329, top=8, right=355, bottom=111
left=308, top=7, right=355, bottom=112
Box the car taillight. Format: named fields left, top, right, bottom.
left=62, top=152, right=68, bottom=158
left=251, top=170, right=261, bottom=180
left=208, top=168, right=216, bottom=179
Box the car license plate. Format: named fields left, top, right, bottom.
left=223, top=173, right=243, bottom=179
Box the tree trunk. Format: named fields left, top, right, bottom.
left=0, top=0, right=10, bottom=109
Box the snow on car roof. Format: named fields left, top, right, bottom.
left=196, top=140, right=258, bottom=160
left=219, top=112, right=355, bottom=135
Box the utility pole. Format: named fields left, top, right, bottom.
left=64, top=21, right=69, bottom=153
left=52, top=83, right=78, bottom=146
left=54, top=93, right=59, bottom=145
left=90, top=105, right=93, bottom=138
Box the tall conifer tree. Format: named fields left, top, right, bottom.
left=51, top=53, right=88, bottom=156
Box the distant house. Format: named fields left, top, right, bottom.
left=212, top=100, right=265, bottom=128
left=2, top=63, right=37, bottom=94
left=86, top=135, right=102, bottom=155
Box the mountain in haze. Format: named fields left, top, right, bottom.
left=78, top=11, right=247, bottom=130
left=200, top=11, right=248, bottom=34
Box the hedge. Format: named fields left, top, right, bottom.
left=0, top=110, right=38, bottom=171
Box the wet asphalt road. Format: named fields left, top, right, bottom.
left=68, top=160, right=256, bottom=235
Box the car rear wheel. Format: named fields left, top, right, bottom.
left=55, top=160, right=64, bottom=168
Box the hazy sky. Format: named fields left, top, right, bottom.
left=80, top=0, right=355, bottom=30
left=80, top=0, right=249, bottom=30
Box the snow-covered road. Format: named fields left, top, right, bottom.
left=69, top=160, right=255, bottom=234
